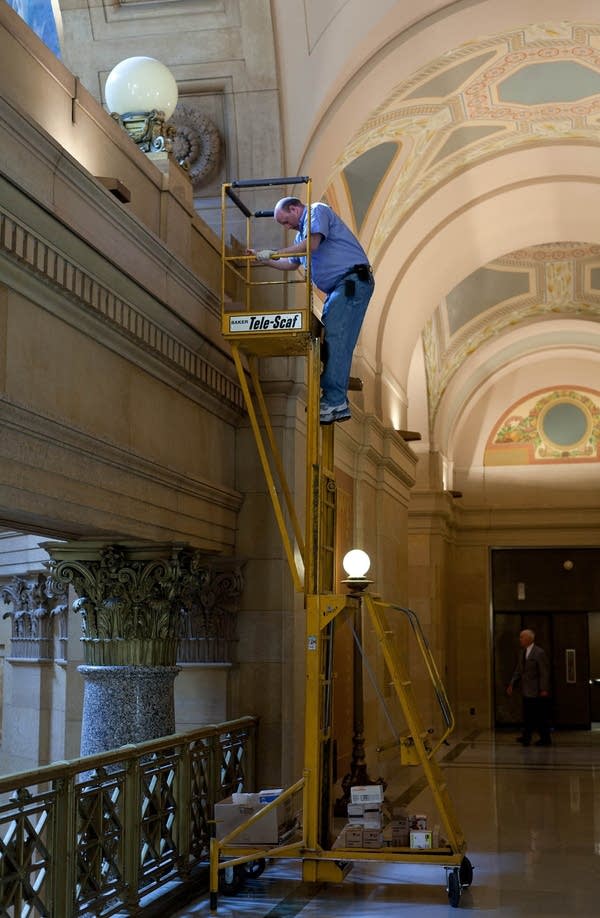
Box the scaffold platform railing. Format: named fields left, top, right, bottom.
left=221, top=175, right=317, bottom=357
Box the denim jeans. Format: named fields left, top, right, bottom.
left=320, top=272, right=374, bottom=407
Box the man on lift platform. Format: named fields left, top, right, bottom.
left=249, top=197, right=374, bottom=425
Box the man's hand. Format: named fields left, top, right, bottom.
left=245, top=248, right=276, bottom=262
left=244, top=248, right=297, bottom=273
left=539, top=690, right=549, bottom=697
left=506, top=685, right=513, bottom=696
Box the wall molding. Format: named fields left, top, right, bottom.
left=0, top=397, right=243, bottom=545
left=0, top=200, right=244, bottom=420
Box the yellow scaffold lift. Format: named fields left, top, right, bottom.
left=210, top=175, right=473, bottom=909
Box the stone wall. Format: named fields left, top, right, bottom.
left=0, top=9, right=246, bottom=545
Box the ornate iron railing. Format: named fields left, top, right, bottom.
left=0, top=716, right=257, bottom=916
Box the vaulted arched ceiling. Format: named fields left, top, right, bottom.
left=292, top=10, right=600, bottom=476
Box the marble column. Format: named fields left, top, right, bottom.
left=43, top=540, right=189, bottom=756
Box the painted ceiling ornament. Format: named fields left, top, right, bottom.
left=421, top=240, right=600, bottom=429
left=332, top=21, right=600, bottom=261
left=168, top=105, right=221, bottom=187
left=486, top=388, right=600, bottom=464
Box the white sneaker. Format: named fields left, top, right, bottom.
left=320, top=401, right=351, bottom=425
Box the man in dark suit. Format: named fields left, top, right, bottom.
left=507, top=629, right=552, bottom=746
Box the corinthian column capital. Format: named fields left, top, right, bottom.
left=43, top=540, right=190, bottom=666
left=1, top=571, right=67, bottom=660
left=178, top=555, right=244, bottom=663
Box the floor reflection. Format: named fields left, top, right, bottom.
left=172, top=729, right=600, bottom=917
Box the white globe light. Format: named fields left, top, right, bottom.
left=342, top=549, right=371, bottom=579
left=105, top=57, right=178, bottom=120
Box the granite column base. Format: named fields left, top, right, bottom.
left=78, top=665, right=180, bottom=756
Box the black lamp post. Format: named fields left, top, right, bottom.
left=334, top=550, right=386, bottom=816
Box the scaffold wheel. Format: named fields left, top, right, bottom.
left=219, top=863, right=246, bottom=895
left=244, top=858, right=266, bottom=878
left=459, top=855, right=473, bottom=887
left=447, top=867, right=461, bottom=907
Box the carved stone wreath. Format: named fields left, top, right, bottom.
left=168, top=105, right=222, bottom=188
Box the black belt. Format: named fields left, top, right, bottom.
left=337, top=264, right=373, bottom=285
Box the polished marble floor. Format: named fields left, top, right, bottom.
left=173, top=728, right=600, bottom=917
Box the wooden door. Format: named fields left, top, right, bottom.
left=550, top=612, right=590, bottom=729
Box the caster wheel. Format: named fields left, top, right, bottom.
left=244, top=858, right=266, bottom=879
left=459, top=855, right=473, bottom=887
left=448, top=868, right=461, bottom=908
left=219, top=863, right=246, bottom=895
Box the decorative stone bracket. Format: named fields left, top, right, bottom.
left=169, top=105, right=221, bottom=189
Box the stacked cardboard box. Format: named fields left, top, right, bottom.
left=334, top=789, right=438, bottom=852
left=348, top=803, right=383, bottom=827
left=410, top=829, right=433, bottom=849
left=409, top=813, right=431, bottom=849
left=336, top=785, right=385, bottom=849
left=350, top=785, right=384, bottom=805
left=214, top=789, right=293, bottom=845
left=387, top=807, right=410, bottom=846
left=342, top=825, right=364, bottom=848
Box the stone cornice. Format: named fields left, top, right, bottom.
left=0, top=397, right=242, bottom=516
left=453, top=505, right=600, bottom=545
left=0, top=209, right=243, bottom=422
left=0, top=397, right=243, bottom=547
left=409, top=496, right=600, bottom=544
left=0, top=96, right=244, bottom=421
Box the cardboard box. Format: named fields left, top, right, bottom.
left=382, top=824, right=409, bottom=846
left=362, top=827, right=383, bottom=848
left=350, top=785, right=384, bottom=805
left=343, top=825, right=364, bottom=847
left=231, top=792, right=260, bottom=805
left=214, top=794, right=292, bottom=845
left=347, top=803, right=365, bottom=818
left=389, top=819, right=409, bottom=843
left=410, top=830, right=433, bottom=849
left=363, top=805, right=383, bottom=824
left=258, top=788, right=283, bottom=805
left=348, top=802, right=382, bottom=825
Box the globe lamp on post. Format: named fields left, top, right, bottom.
left=342, top=549, right=372, bottom=593
left=105, top=56, right=178, bottom=154
left=334, top=548, right=385, bottom=816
